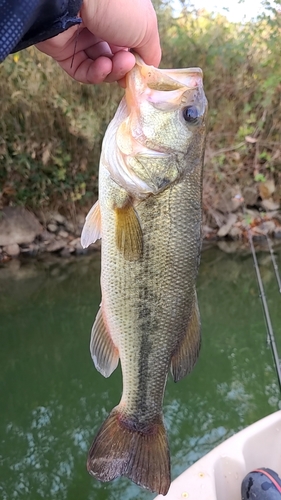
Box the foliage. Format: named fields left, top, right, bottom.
left=0, top=2, right=281, bottom=213
left=156, top=1, right=281, bottom=209
left=0, top=49, right=122, bottom=213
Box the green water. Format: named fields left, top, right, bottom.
left=1, top=245, right=281, bottom=500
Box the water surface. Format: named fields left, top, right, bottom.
left=1, top=244, right=281, bottom=499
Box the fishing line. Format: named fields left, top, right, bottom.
left=266, top=234, right=281, bottom=294
left=70, top=24, right=81, bottom=69
left=248, top=230, right=281, bottom=393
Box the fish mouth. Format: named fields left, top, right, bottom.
left=141, top=64, right=203, bottom=91
left=127, top=52, right=203, bottom=90
left=125, top=53, right=205, bottom=115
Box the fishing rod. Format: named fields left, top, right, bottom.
left=248, top=230, right=281, bottom=393
left=265, top=235, right=281, bottom=294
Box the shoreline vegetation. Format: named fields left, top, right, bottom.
left=0, top=2, right=280, bottom=260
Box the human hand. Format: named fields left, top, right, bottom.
left=36, top=0, right=161, bottom=86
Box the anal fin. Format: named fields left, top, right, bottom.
left=87, top=406, right=171, bottom=495
left=115, top=205, right=143, bottom=261
left=171, top=292, right=201, bottom=382
left=90, top=307, right=119, bottom=378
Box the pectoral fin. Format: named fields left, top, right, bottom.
left=90, top=307, right=119, bottom=378
left=115, top=205, right=143, bottom=261
left=81, top=201, right=101, bottom=249
left=170, top=293, right=201, bottom=382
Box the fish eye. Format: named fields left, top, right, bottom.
left=182, top=105, right=200, bottom=124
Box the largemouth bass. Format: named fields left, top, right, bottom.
left=81, top=55, right=207, bottom=496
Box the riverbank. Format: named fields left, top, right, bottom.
left=0, top=205, right=280, bottom=263
left=0, top=207, right=99, bottom=261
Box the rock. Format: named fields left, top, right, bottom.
left=46, top=239, right=66, bottom=252
left=229, top=225, right=242, bottom=239
left=259, top=179, right=275, bottom=199
left=274, top=228, right=281, bottom=239
left=49, top=213, right=66, bottom=224
left=243, top=186, right=258, bottom=206
left=217, top=214, right=237, bottom=237
left=213, top=186, right=243, bottom=213
left=260, top=198, right=280, bottom=211
left=252, top=225, right=266, bottom=235
left=40, top=230, right=55, bottom=242
left=252, top=233, right=266, bottom=242
left=204, top=208, right=225, bottom=229
left=74, top=228, right=83, bottom=237
left=69, top=237, right=88, bottom=255
left=47, top=223, right=58, bottom=233
left=259, top=220, right=276, bottom=234
left=244, top=208, right=261, bottom=220
left=58, top=229, right=69, bottom=239
left=64, top=220, right=75, bottom=233
left=60, top=246, right=75, bottom=258
left=202, top=225, right=214, bottom=238
left=3, top=243, right=20, bottom=256
left=217, top=241, right=240, bottom=253
left=77, top=213, right=86, bottom=226
left=0, top=207, right=42, bottom=246
left=20, top=243, right=40, bottom=256
left=69, top=237, right=82, bottom=248
left=273, top=212, right=281, bottom=223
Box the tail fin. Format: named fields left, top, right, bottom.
left=87, top=406, right=171, bottom=495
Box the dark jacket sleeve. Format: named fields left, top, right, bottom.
left=0, top=0, right=82, bottom=63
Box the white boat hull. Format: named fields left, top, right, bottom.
left=155, top=411, right=281, bottom=500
